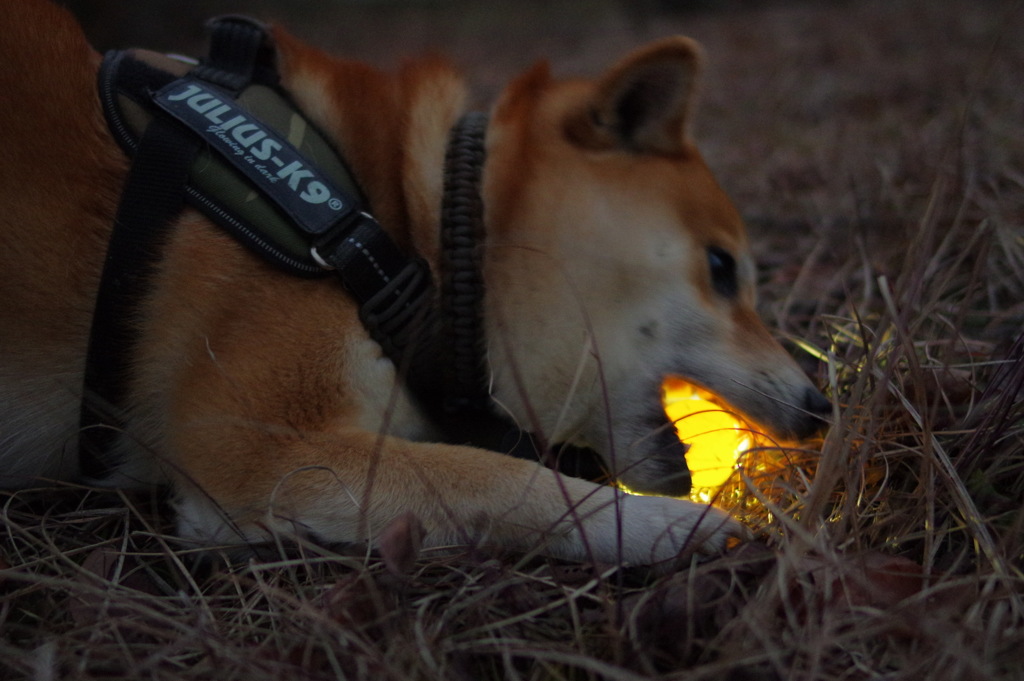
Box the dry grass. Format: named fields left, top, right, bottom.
left=4, top=1, right=1024, bottom=679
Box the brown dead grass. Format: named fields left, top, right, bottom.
left=4, top=1, right=1024, bottom=679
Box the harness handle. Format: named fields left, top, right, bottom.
left=192, top=16, right=275, bottom=93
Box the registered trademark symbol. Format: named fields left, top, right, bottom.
left=328, top=198, right=344, bottom=211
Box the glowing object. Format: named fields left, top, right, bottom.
left=662, top=377, right=751, bottom=501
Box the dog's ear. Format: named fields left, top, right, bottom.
left=567, top=37, right=702, bottom=156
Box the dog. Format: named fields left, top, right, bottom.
left=0, top=0, right=829, bottom=566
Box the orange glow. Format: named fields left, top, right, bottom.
left=662, top=377, right=752, bottom=503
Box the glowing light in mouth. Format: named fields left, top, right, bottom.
left=662, top=377, right=753, bottom=503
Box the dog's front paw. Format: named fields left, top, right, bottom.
left=580, top=492, right=744, bottom=565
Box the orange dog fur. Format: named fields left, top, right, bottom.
left=0, top=0, right=829, bottom=565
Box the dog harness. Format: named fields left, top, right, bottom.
left=83, top=16, right=605, bottom=481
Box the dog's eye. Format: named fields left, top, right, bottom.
left=707, top=246, right=738, bottom=298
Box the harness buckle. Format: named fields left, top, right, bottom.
left=309, top=210, right=374, bottom=271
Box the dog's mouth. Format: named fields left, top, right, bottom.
left=661, top=376, right=758, bottom=502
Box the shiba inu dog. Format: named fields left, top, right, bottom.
left=0, top=0, right=829, bottom=566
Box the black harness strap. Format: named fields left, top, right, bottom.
left=79, top=118, right=201, bottom=477
left=313, top=213, right=441, bottom=398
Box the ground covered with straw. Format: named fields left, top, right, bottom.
left=3, top=1, right=1023, bottom=679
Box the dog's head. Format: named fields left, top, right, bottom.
left=271, top=29, right=826, bottom=496
left=481, top=38, right=829, bottom=496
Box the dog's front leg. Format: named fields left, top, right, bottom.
left=170, top=429, right=739, bottom=565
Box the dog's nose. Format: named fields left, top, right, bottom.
left=789, top=387, right=832, bottom=440
left=804, top=387, right=832, bottom=416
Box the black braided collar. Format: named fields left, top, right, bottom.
left=439, top=112, right=491, bottom=415
left=434, top=112, right=543, bottom=459
left=436, top=114, right=608, bottom=480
